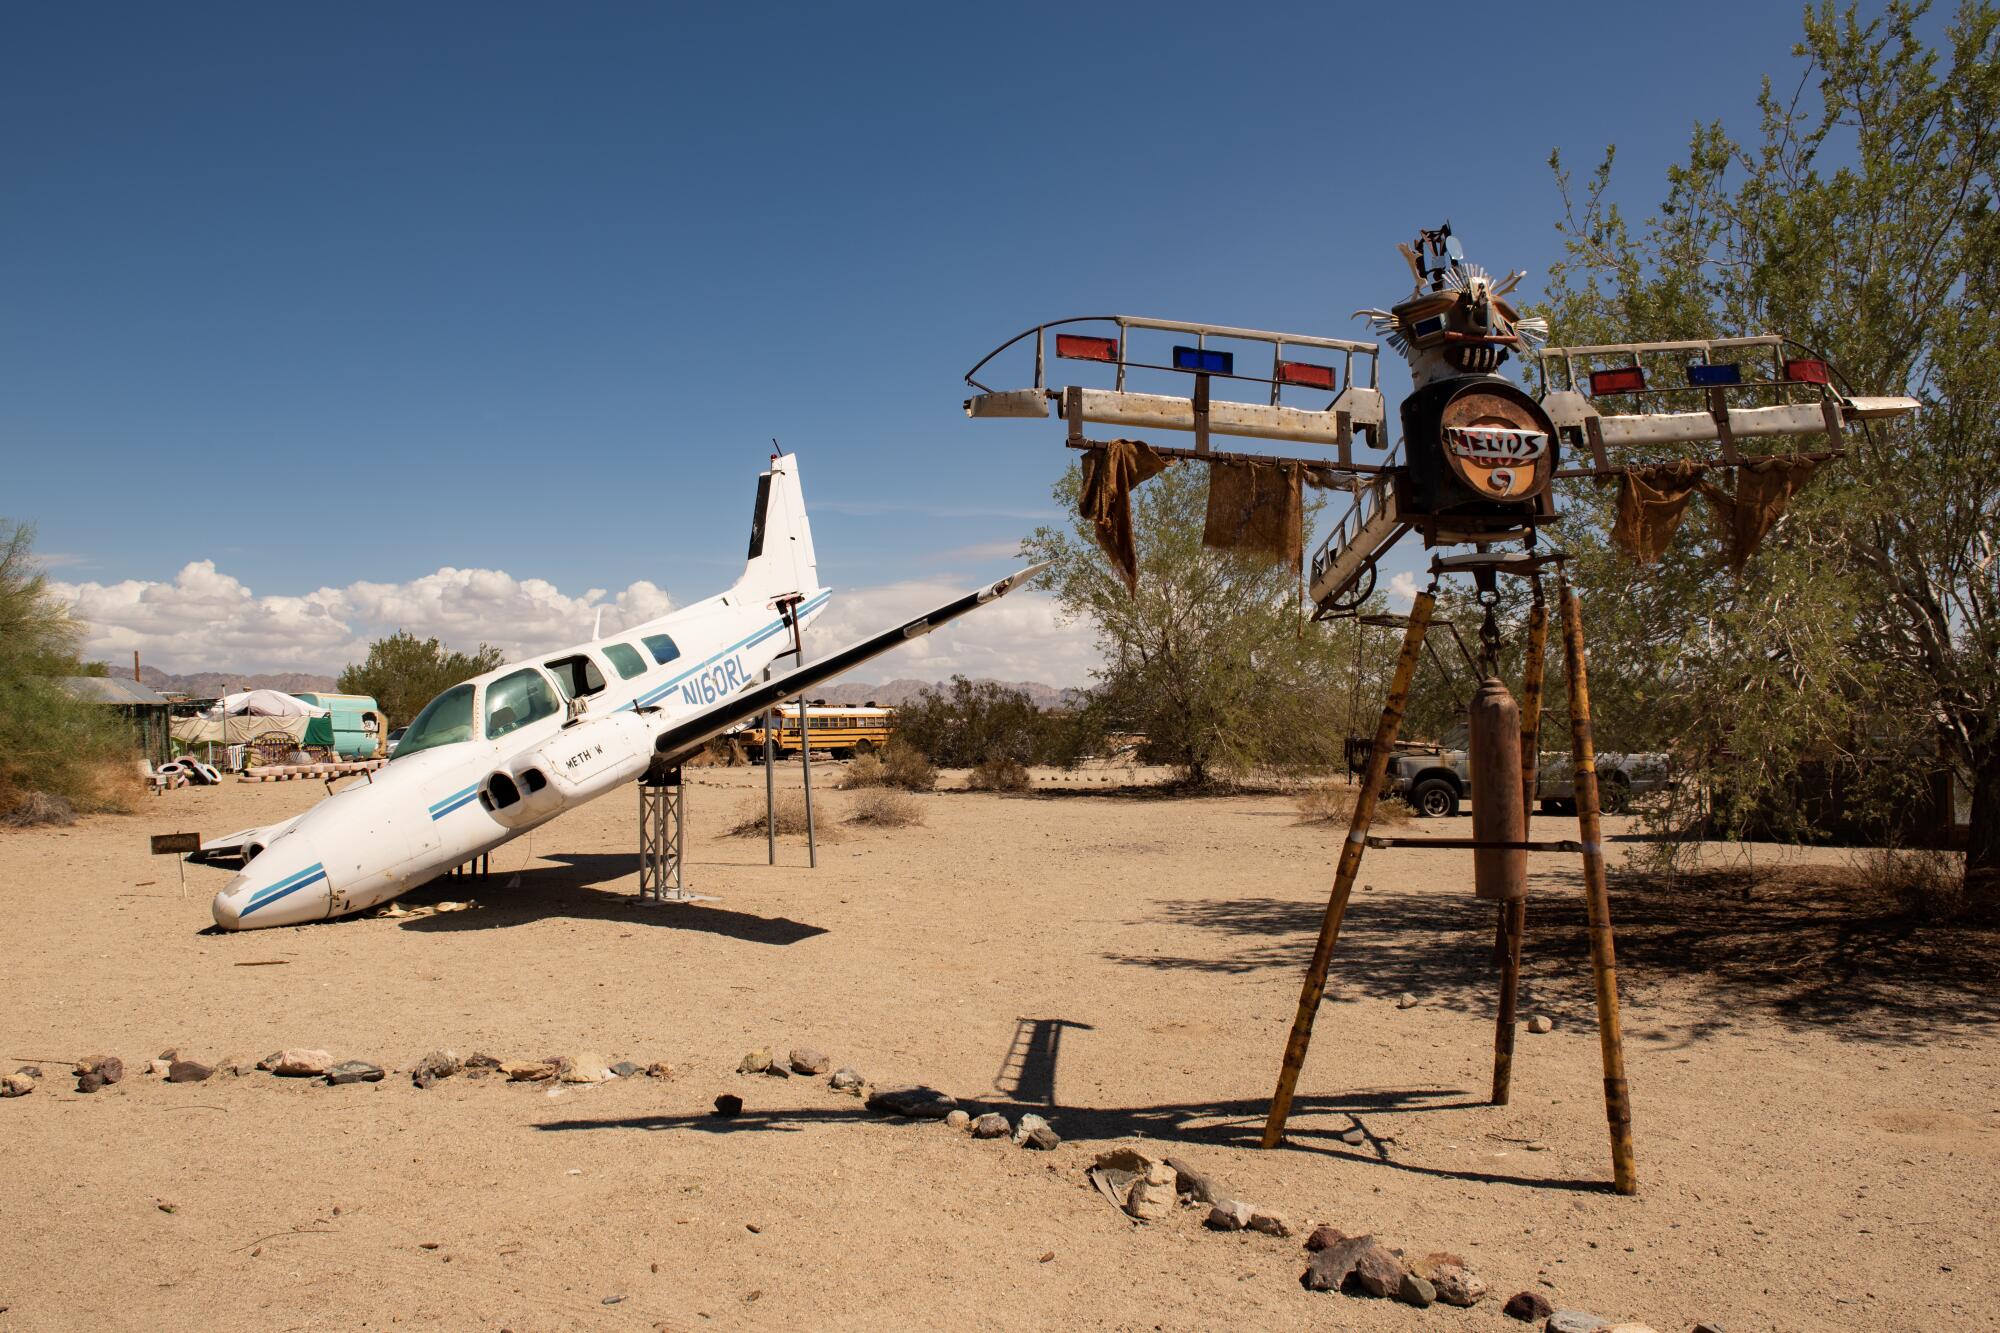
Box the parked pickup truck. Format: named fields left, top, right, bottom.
left=1383, top=746, right=1671, bottom=818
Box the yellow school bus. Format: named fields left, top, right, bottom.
left=743, top=703, right=895, bottom=759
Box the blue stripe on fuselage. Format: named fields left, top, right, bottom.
left=625, top=590, right=831, bottom=712
left=242, top=862, right=327, bottom=917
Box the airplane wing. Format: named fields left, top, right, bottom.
left=188, top=813, right=307, bottom=867
left=648, top=563, right=1047, bottom=763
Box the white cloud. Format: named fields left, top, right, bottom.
left=49, top=561, right=1102, bottom=686
left=1386, top=570, right=1420, bottom=607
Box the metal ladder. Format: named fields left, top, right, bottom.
left=1309, top=467, right=1408, bottom=617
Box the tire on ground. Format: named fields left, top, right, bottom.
left=1410, top=776, right=1461, bottom=819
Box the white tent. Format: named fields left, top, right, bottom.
left=207, top=689, right=330, bottom=719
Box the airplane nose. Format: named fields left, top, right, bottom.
left=211, top=837, right=332, bottom=931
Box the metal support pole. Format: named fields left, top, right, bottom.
left=786, top=602, right=818, bottom=871
left=762, top=668, right=777, bottom=866
left=1492, top=589, right=1548, bottom=1106
left=1559, top=579, right=1638, bottom=1194
left=1262, top=588, right=1436, bottom=1149
left=638, top=763, right=709, bottom=905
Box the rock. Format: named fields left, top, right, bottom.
left=644, top=1061, right=673, bottom=1079
left=561, top=1053, right=615, bottom=1084
left=1301, top=1233, right=1404, bottom=1297
left=77, top=1071, right=106, bottom=1094
left=828, top=1066, right=865, bottom=1093
left=1125, top=1169, right=1177, bottom=1222
left=713, top=1093, right=743, bottom=1117
left=1205, top=1201, right=1254, bottom=1231
left=867, top=1085, right=956, bottom=1119
left=325, top=1060, right=384, bottom=1085
left=1690, top=1325, right=1727, bottom=1333
left=1247, top=1208, right=1292, bottom=1238
left=149, top=1059, right=171, bottom=1077
left=1398, top=1272, right=1437, bottom=1307
left=157, top=1047, right=179, bottom=1061
left=75, top=1055, right=124, bottom=1085
left=505, top=1061, right=558, bottom=1082
left=1010, top=1113, right=1059, bottom=1149
left=971, top=1112, right=1010, bottom=1139
left=944, top=1109, right=970, bottom=1130
left=268, top=1049, right=332, bottom=1078
left=166, top=1060, right=213, bottom=1084
left=736, top=1048, right=775, bottom=1074
left=1545, top=1314, right=1613, bottom=1333
left=1304, top=1225, right=1347, bottom=1251
left=1601, top=1325, right=1660, bottom=1333
left=789, top=1048, right=830, bottom=1075
left=464, top=1052, right=503, bottom=1071
left=1411, top=1252, right=1488, bottom=1307
left=1503, top=1290, right=1554, bottom=1322
left=1397, top=992, right=1419, bottom=1009
left=1162, top=1155, right=1219, bottom=1203
left=13, top=1065, right=41, bottom=1080
left=762, top=1061, right=791, bottom=1079
left=1, top=1073, right=32, bottom=1097
left=609, top=1061, right=642, bottom=1078
left=1528, top=1015, right=1554, bottom=1034
left=1341, top=1128, right=1366, bottom=1145
left=411, top=1050, right=462, bottom=1089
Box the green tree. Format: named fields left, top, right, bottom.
left=0, top=520, right=139, bottom=814
left=1540, top=1, right=1999, bottom=902
left=337, top=631, right=506, bottom=731
left=1025, top=463, right=1377, bottom=786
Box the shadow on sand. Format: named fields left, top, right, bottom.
left=393, top=852, right=826, bottom=946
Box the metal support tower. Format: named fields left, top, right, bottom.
left=638, top=763, right=711, bottom=905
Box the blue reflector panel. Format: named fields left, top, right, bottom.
left=1172, top=346, right=1234, bottom=375
left=1686, top=362, right=1742, bottom=387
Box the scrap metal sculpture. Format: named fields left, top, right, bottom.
left=964, top=223, right=1919, bottom=1195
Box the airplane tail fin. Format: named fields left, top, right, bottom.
left=735, top=452, right=819, bottom=606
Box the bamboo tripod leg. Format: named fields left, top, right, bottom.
left=1560, top=583, right=1639, bottom=1195
left=1492, top=594, right=1548, bottom=1106
left=1261, top=590, right=1436, bottom=1150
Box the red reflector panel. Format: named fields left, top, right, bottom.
left=1784, top=358, right=1830, bottom=385
left=1055, top=334, right=1119, bottom=363
left=1589, top=365, right=1647, bottom=395
left=1276, top=360, right=1337, bottom=390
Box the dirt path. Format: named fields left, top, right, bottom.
left=2, top=766, right=1993, bottom=1330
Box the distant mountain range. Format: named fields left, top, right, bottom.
left=103, top=665, right=1068, bottom=709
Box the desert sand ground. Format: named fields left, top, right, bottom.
left=2, top=763, right=1994, bottom=1332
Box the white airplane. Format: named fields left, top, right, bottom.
left=198, top=453, right=1040, bottom=930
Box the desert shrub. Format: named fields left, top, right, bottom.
left=1293, top=780, right=1410, bottom=826
left=845, top=787, right=924, bottom=828
left=877, top=740, right=937, bottom=792
left=1864, top=847, right=1967, bottom=920
left=839, top=753, right=886, bottom=789
left=966, top=757, right=1032, bottom=793
left=729, top=791, right=814, bottom=837
left=0, top=791, right=77, bottom=827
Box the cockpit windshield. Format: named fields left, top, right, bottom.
left=392, top=683, right=477, bottom=760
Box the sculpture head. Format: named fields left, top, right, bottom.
left=1357, top=223, right=1548, bottom=387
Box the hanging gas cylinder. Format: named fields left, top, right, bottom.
left=1470, top=675, right=1528, bottom=901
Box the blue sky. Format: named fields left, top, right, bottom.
left=3, top=3, right=1869, bottom=678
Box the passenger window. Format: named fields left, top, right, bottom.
left=484, top=669, right=559, bottom=740
left=602, top=643, right=647, bottom=680
left=544, top=654, right=607, bottom=699
left=642, top=633, right=681, bottom=666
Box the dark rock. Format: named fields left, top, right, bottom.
left=762, top=1061, right=791, bottom=1079
left=77, top=1071, right=106, bottom=1094
left=1398, top=1272, right=1436, bottom=1307
left=1691, top=1324, right=1727, bottom=1333
left=325, top=1060, right=385, bottom=1085
left=13, top=1065, right=41, bottom=1080
left=1204, top=1201, right=1253, bottom=1231
left=166, top=1060, right=213, bottom=1084
left=1163, top=1155, right=1220, bottom=1203
left=713, top=1093, right=743, bottom=1117
left=609, top=1061, right=642, bottom=1078
left=1504, top=1290, right=1555, bottom=1323
left=789, top=1048, right=830, bottom=1075
left=970, top=1112, right=1010, bottom=1139
left=828, top=1066, right=865, bottom=1093
left=644, top=1061, right=673, bottom=1079
left=1021, top=1124, right=1061, bottom=1151
left=75, top=1055, right=124, bottom=1085
left=866, top=1085, right=956, bottom=1119
left=411, top=1050, right=462, bottom=1088
left=464, top=1052, right=503, bottom=1070
left=1304, top=1225, right=1348, bottom=1252
left=157, top=1047, right=179, bottom=1061
left=1301, top=1233, right=1404, bottom=1297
